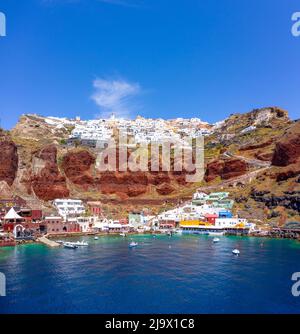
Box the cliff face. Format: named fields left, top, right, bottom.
left=30, top=145, right=69, bottom=201
left=61, top=149, right=186, bottom=197
left=0, top=140, right=18, bottom=187
left=205, top=158, right=248, bottom=182
left=272, top=122, right=300, bottom=167
left=270, top=121, right=300, bottom=182
left=62, top=150, right=95, bottom=189
left=4, top=109, right=298, bottom=221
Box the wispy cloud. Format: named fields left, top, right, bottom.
left=91, top=78, right=141, bottom=119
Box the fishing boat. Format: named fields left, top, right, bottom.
left=213, top=238, right=220, bottom=243
left=72, top=241, right=89, bottom=247
left=129, top=241, right=138, bottom=248
left=232, top=249, right=240, bottom=255
left=63, top=242, right=78, bottom=249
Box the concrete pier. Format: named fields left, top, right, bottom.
left=38, top=236, right=60, bottom=248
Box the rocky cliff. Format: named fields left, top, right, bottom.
left=0, top=140, right=18, bottom=187
left=1, top=108, right=299, bottom=221
left=30, top=145, right=69, bottom=201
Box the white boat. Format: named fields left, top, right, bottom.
left=213, top=238, right=220, bottom=243
left=232, top=249, right=240, bottom=255
left=120, top=233, right=127, bottom=237
left=94, top=236, right=99, bottom=240
left=63, top=242, right=78, bottom=249
left=73, top=241, right=89, bottom=247
left=129, top=241, right=138, bottom=248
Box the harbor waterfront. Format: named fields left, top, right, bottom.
left=1, top=234, right=300, bottom=314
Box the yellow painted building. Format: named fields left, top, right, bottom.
left=179, top=220, right=212, bottom=227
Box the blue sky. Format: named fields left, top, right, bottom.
left=0, top=0, right=299, bottom=129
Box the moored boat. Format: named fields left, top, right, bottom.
left=63, top=242, right=78, bottom=249
left=213, top=238, right=220, bottom=243
left=129, top=241, right=138, bottom=248
left=232, top=249, right=240, bottom=255
left=73, top=241, right=89, bottom=247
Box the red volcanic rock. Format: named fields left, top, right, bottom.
left=0, top=140, right=18, bottom=186
left=97, top=172, right=148, bottom=197
left=205, top=158, right=248, bottom=182
left=222, top=159, right=248, bottom=180
left=127, top=185, right=148, bottom=197
left=62, top=150, right=95, bottom=186
left=156, top=183, right=175, bottom=195
left=240, top=139, right=273, bottom=151
left=205, top=160, right=225, bottom=182
left=31, top=145, right=69, bottom=201
left=272, top=122, right=300, bottom=167
left=275, top=163, right=300, bottom=181
left=148, top=172, right=171, bottom=185
left=61, top=149, right=191, bottom=197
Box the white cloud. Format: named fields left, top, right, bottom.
left=91, top=78, right=141, bottom=119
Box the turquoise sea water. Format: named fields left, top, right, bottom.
left=0, top=234, right=300, bottom=314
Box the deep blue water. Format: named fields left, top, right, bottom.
left=1, top=234, right=300, bottom=314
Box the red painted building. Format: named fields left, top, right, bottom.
left=87, top=201, right=102, bottom=216
left=205, top=214, right=218, bottom=225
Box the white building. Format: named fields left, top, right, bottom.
left=53, top=199, right=86, bottom=220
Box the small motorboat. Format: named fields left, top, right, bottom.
left=120, top=233, right=127, bottom=237
left=94, top=236, right=99, bottom=240
left=129, top=241, right=138, bottom=248
left=73, top=241, right=89, bottom=247
left=63, top=242, right=78, bottom=249
left=232, top=249, right=240, bottom=255
left=213, top=238, right=220, bottom=243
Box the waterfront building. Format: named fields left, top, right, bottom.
left=44, top=216, right=80, bottom=234
left=3, top=208, right=24, bottom=236
left=53, top=199, right=86, bottom=220
left=76, top=217, right=93, bottom=233
left=205, top=213, right=219, bottom=225
left=218, top=211, right=233, bottom=218
left=128, top=213, right=146, bottom=229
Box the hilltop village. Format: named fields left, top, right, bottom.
left=46, top=113, right=212, bottom=149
